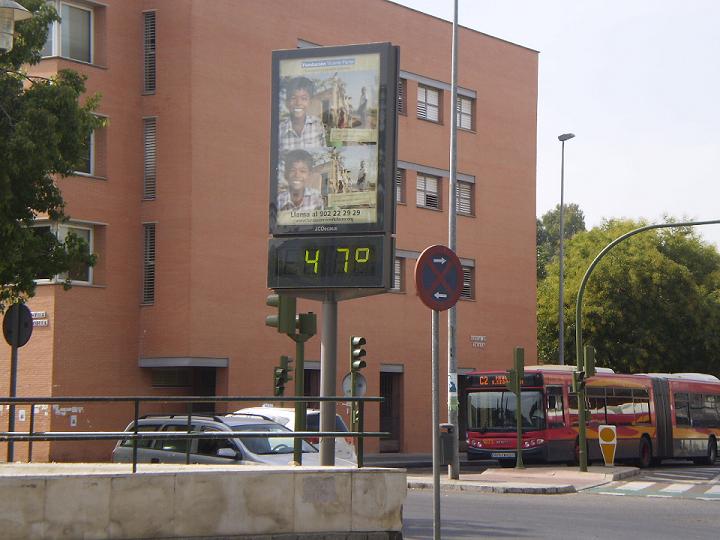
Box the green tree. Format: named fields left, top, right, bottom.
left=0, top=0, right=102, bottom=311
left=536, top=203, right=586, bottom=280
left=538, top=219, right=720, bottom=376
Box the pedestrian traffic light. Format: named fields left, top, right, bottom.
left=572, top=370, right=586, bottom=393
left=266, top=294, right=296, bottom=334
left=350, top=336, right=367, bottom=372
left=273, top=367, right=286, bottom=396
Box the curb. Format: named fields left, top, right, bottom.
left=407, top=479, right=576, bottom=495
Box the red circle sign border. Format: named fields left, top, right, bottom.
left=414, top=244, right=463, bottom=311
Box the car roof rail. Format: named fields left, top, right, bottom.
left=226, top=412, right=275, bottom=422
left=138, top=413, right=227, bottom=423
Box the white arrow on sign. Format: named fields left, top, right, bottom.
left=432, top=257, right=447, bottom=265
left=434, top=291, right=447, bottom=299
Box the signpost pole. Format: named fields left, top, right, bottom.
left=431, top=308, right=441, bottom=540
left=320, top=293, right=337, bottom=465
left=7, top=306, right=19, bottom=462
left=447, top=0, right=460, bottom=483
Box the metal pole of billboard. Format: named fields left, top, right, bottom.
left=320, top=293, right=337, bottom=465
left=432, top=308, right=441, bottom=540
left=446, top=0, right=460, bottom=481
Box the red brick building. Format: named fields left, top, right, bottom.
left=1, top=0, right=538, bottom=461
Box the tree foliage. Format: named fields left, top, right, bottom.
left=536, top=203, right=586, bottom=280
left=537, top=219, right=720, bottom=376
left=0, top=0, right=102, bottom=311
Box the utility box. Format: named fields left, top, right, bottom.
left=439, top=423, right=455, bottom=466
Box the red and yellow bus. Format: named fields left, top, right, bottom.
left=462, top=365, right=720, bottom=467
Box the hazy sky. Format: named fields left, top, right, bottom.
left=392, top=0, right=720, bottom=247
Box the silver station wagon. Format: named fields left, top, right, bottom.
left=112, top=413, right=354, bottom=466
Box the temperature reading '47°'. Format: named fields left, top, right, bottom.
left=304, top=247, right=371, bottom=274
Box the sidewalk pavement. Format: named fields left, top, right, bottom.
left=364, top=453, right=640, bottom=494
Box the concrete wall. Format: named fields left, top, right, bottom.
left=0, top=464, right=406, bottom=539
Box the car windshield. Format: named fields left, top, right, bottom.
left=467, top=390, right=545, bottom=432
left=230, top=422, right=317, bottom=455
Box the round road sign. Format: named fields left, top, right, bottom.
left=3, top=303, right=33, bottom=347
left=414, top=245, right=463, bottom=311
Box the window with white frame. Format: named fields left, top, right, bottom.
left=456, top=96, right=474, bottom=130
left=143, top=11, right=156, bottom=94
left=143, top=223, right=156, bottom=304
left=397, top=78, right=407, bottom=115
left=416, top=173, right=440, bottom=210
left=143, top=117, right=157, bottom=199
left=395, top=168, right=406, bottom=204
left=73, top=131, right=93, bottom=175
left=391, top=257, right=404, bottom=291
left=42, top=2, right=94, bottom=63
left=461, top=265, right=474, bottom=300
left=417, top=85, right=441, bottom=122
left=33, top=223, right=94, bottom=284
left=456, top=180, right=474, bottom=216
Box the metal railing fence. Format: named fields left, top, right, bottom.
left=0, top=395, right=386, bottom=472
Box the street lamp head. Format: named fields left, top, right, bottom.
left=558, top=133, right=576, bottom=142
left=0, top=0, right=33, bottom=53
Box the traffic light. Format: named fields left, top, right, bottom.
left=584, top=345, right=596, bottom=378
left=280, top=355, right=293, bottom=382
left=572, top=370, right=586, bottom=393
left=273, top=355, right=293, bottom=396
left=350, top=336, right=367, bottom=372
left=266, top=294, right=296, bottom=334
left=505, top=347, right=524, bottom=395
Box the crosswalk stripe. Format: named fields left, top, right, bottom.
left=660, top=483, right=693, bottom=493
left=706, top=486, right=720, bottom=495
left=617, top=482, right=654, bottom=491
left=597, top=491, right=625, bottom=496
left=647, top=495, right=672, bottom=498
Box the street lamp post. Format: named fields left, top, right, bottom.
left=557, top=132, right=575, bottom=365
left=0, top=0, right=32, bottom=53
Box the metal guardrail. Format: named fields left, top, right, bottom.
left=0, top=395, right=386, bottom=472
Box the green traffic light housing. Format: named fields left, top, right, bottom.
left=505, top=347, right=524, bottom=395
left=572, top=370, right=586, bottom=393
left=280, top=355, right=293, bottom=382
left=266, top=294, right=297, bottom=334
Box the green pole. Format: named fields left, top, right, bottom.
left=293, top=336, right=306, bottom=465
left=574, top=218, right=720, bottom=472
left=514, top=348, right=524, bottom=469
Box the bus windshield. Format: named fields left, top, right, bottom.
left=467, top=390, right=545, bottom=432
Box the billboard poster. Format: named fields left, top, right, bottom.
left=269, top=43, right=398, bottom=236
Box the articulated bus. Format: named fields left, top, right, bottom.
left=463, top=365, right=720, bottom=468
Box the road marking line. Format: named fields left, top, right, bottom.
left=597, top=491, right=625, bottom=496
left=706, top=486, right=720, bottom=495
left=647, top=495, right=672, bottom=498
left=617, top=482, right=654, bottom=491
left=710, top=471, right=720, bottom=485
left=695, top=497, right=720, bottom=501
left=660, top=483, right=693, bottom=493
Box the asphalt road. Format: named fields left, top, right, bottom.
left=403, top=485, right=720, bottom=539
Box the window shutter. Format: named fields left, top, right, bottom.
left=143, top=118, right=157, bottom=199
left=143, top=223, right=156, bottom=304
left=392, top=258, right=402, bottom=290
left=416, top=86, right=427, bottom=119
left=395, top=168, right=405, bottom=204
left=456, top=181, right=472, bottom=215
left=397, top=78, right=406, bottom=114
left=461, top=266, right=474, bottom=299
left=144, top=12, right=157, bottom=93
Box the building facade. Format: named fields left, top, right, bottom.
left=1, top=0, right=538, bottom=461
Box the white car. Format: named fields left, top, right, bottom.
left=235, top=406, right=357, bottom=463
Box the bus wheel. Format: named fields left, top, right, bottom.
left=693, top=439, right=717, bottom=465
left=638, top=437, right=652, bottom=468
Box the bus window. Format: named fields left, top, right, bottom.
left=546, top=387, right=565, bottom=428
left=606, top=387, right=634, bottom=426
left=467, top=390, right=545, bottom=432
left=674, top=393, right=690, bottom=426
left=587, top=387, right=606, bottom=424
left=568, top=391, right=579, bottom=426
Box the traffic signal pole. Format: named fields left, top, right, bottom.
left=320, top=294, right=338, bottom=466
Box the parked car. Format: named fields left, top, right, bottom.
left=235, top=406, right=357, bottom=463
left=111, top=413, right=354, bottom=466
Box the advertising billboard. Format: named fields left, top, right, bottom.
left=269, top=43, right=399, bottom=236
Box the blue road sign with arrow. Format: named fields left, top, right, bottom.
left=414, top=245, right=463, bottom=312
